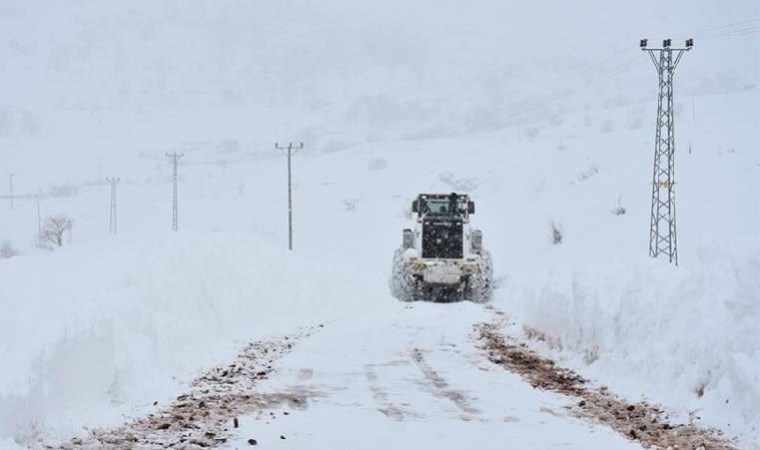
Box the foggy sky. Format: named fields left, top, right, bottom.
left=0, top=0, right=757, bottom=186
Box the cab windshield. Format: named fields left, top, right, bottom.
left=426, top=199, right=453, bottom=215
left=422, top=198, right=467, bottom=216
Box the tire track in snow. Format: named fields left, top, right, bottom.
left=54, top=327, right=323, bottom=450
left=410, top=348, right=480, bottom=418
left=364, top=362, right=423, bottom=421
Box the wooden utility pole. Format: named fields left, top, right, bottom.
left=275, top=142, right=303, bottom=251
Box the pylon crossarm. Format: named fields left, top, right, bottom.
left=673, top=50, right=686, bottom=70
left=646, top=50, right=661, bottom=71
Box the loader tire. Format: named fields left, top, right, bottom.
left=465, top=250, right=493, bottom=303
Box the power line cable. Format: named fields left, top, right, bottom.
left=495, top=19, right=757, bottom=125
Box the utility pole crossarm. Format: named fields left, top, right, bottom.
left=673, top=50, right=687, bottom=70
left=275, top=142, right=304, bottom=155
left=641, top=38, right=693, bottom=71
left=645, top=50, right=661, bottom=71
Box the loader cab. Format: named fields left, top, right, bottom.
left=411, top=193, right=475, bottom=259
left=412, top=193, right=475, bottom=220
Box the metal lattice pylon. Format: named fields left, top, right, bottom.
left=107, top=177, right=120, bottom=234
left=166, top=152, right=183, bottom=231
left=642, top=38, right=692, bottom=265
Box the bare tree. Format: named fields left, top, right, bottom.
left=0, top=240, right=20, bottom=259
left=612, top=195, right=627, bottom=216
left=367, top=157, right=388, bottom=171
left=343, top=198, right=359, bottom=211
left=550, top=220, right=564, bottom=245
left=600, top=119, right=615, bottom=133
left=38, top=214, right=74, bottom=249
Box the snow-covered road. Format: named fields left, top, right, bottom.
left=49, top=293, right=733, bottom=450
left=225, top=302, right=638, bottom=449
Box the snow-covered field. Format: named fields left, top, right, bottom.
left=1, top=88, right=756, bottom=448
left=0, top=1, right=758, bottom=449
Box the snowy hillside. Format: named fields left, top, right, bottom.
left=0, top=1, right=758, bottom=449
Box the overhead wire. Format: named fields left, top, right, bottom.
left=498, top=48, right=647, bottom=124
left=699, top=26, right=760, bottom=40
left=496, top=18, right=758, bottom=125
left=496, top=44, right=642, bottom=111
left=653, top=18, right=759, bottom=42
left=678, top=18, right=759, bottom=37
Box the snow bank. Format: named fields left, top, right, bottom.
left=502, top=238, right=760, bottom=443
left=0, top=233, right=377, bottom=447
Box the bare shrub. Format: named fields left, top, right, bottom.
left=577, top=163, right=599, bottom=181
left=343, top=199, right=359, bottom=211
left=0, top=240, right=20, bottom=259
left=368, top=157, right=387, bottom=171
left=600, top=119, right=614, bottom=133
left=439, top=172, right=478, bottom=192
left=612, top=196, right=626, bottom=215
left=550, top=221, right=564, bottom=245
left=37, top=214, right=74, bottom=250
left=525, top=127, right=541, bottom=138
left=48, top=183, right=79, bottom=198
left=694, top=381, right=706, bottom=398
left=549, top=112, right=564, bottom=127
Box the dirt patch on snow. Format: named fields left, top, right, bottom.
left=477, top=322, right=735, bottom=450
left=54, top=328, right=321, bottom=449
